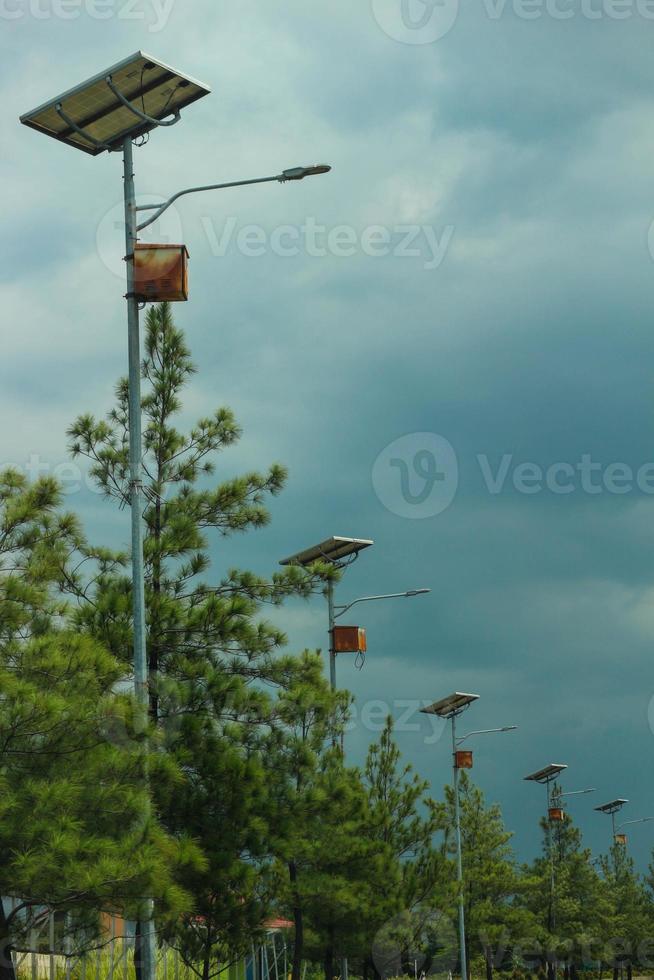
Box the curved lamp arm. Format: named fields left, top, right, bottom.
left=135, top=165, right=332, bottom=233
left=334, top=589, right=430, bottom=620
left=617, top=817, right=654, bottom=831
left=456, top=726, right=517, bottom=746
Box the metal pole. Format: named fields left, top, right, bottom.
left=546, top=782, right=555, bottom=935
left=327, top=578, right=336, bottom=692
left=122, top=135, right=156, bottom=980
left=452, top=714, right=467, bottom=980
left=326, top=579, right=348, bottom=980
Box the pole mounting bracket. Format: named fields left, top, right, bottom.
left=55, top=102, right=112, bottom=151
left=105, top=75, right=182, bottom=130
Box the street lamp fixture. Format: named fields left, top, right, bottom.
left=281, top=165, right=332, bottom=180
left=420, top=694, right=516, bottom=980
left=22, top=52, right=332, bottom=980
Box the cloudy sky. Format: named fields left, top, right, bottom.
left=4, top=0, right=654, bottom=871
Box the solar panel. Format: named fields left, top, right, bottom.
left=595, top=799, right=629, bottom=814
left=420, top=692, right=480, bottom=718
left=524, top=763, right=568, bottom=783
left=280, top=536, right=374, bottom=567
left=20, top=51, right=210, bottom=155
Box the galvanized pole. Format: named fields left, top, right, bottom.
left=546, top=782, right=556, bottom=934
left=122, top=135, right=156, bottom=980
left=327, top=578, right=337, bottom=693
left=326, top=578, right=348, bottom=980
left=451, top=714, right=467, bottom=980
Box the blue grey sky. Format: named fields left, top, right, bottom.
left=4, top=0, right=654, bottom=870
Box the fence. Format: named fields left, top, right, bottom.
left=6, top=908, right=289, bottom=980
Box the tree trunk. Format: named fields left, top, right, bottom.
left=148, top=496, right=162, bottom=724
left=547, top=959, right=556, bottom=980
left=289, top=861, right=304, bottom=980
left=324, top=926, right=335, bottom=980
left=0, top=899, right=17, bottom=980
left=484, top=945, right=494, bottom=980
left=626, top=963, right=632, bottom=980
left=134, top=919, right=143, bottom=980
left=612, top=966, right=619, bottom=980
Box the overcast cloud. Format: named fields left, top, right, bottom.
left=3, top=0, right=654, bottom=869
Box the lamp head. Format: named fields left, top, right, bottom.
left=281, top=164, right=332, bottom=181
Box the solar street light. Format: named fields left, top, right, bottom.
left=280, top=536, right=375, bottom=695
left=595, top=798, right=628, bottom=848
left=22, top=53, right=332, bottom=980
left=419, top=696, right=515, bottom=980
left=595, top=800, right=652, bottom=854
left=279, top=535, right=428, bottom=690
left=525, top=763, right=570, bottom=936
left=279, top=535, right=428, bottom=980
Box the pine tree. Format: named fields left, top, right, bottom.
left=521, top=790, right=610, bottom=980
left=266, top=652, right=351, bottom=980
left=67, top=303, right=332, bottom=962
left=363, top=718, right=451, bottom=978
left=0, top=471, right=197, bottom=980
left=599, top=844, right=653, bottom=980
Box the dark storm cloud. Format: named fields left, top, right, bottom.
left=3, top=0, right=654, bottom=869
